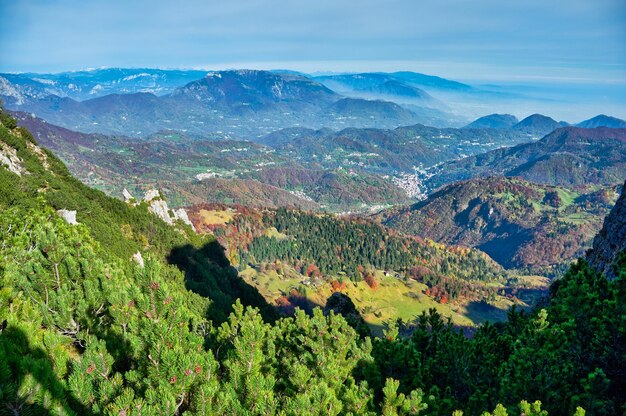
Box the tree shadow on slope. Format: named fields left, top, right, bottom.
left=167, top=239, right=277, bottom=324
left=478, top=231, right=533, bottom=269
left=0, top=325, right=91, bottom=416
left=463, top=300, right=510, bottom=325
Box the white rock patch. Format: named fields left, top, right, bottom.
left=132, top=251, right=145, bottom=268
left=0, top=142, right=27, bottom=176
left=57, top=209, right=78, bottom=225
left=173, top=208, right=196, bottom=231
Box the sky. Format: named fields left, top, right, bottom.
left=1, top=0, right=625, bottom=85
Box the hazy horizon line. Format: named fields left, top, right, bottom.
left=3, top=63, right=626, bottom=87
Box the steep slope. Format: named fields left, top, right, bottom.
left=587, top=179, right=626, bottom=279
left=0, top=107, right=273, bottom=321
left=425, top=127, right=626, bottom=190
left=382, top=177, right=618, bottom=272
left=0, top=73, right=55, bottom=105
left=464, top=114, right=519, bottom=129
left=577, top=114, right=626, bottom=128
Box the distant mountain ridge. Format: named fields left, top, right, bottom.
left=2, top=69, right=447, bottom=138
left=381, top=176, right=618, bottom=273
left=512, top=113, right=568, bottom=136
left=170, top=70, right=338, bottom=109
left=465, top=113, right=626, bottom=132
left=464, top=114, right=519, bottom=129
left=424, top=127, right=626, bottom=191
left=314, top=73, right=439, bottom=102
left=4, top=68, right=626, bottom=139
left=577, top=114, right=626, bottom=129
left=0, top=68, right=208, bottom=102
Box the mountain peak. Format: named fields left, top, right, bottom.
left=172, top=69, right=338, bottom=105
left=464, top=113, right=519, bottom=129
left=512, top=113, right=564, bottom=135
left=577, top=114, right=626, bottom=129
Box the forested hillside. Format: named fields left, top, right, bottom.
left=381, top=177, right=618, bottom=274
left=1, top=108, right=625, bottom=415
left=424, top=127, right=626, bottom=192
left=12, top=111, right=540, bottom=212
left=185, top=203, right=542, bottom=329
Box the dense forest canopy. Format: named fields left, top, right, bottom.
left=1, top=109, right=625, bottom=415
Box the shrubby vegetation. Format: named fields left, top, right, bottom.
left=1, top=109, right=624, bottom=414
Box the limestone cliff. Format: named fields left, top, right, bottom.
left=141, top=189, right=196, bottom=231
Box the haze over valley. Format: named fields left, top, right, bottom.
left=1, top=0, right=625, bottom=414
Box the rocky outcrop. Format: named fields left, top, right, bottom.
left=588, top=181, right=626, bottom=279
left=143, top=189, right=160, bottom=202
left=57, top=209, right=78, bottom=225
left=149, top=202, right=173, bottom=225
left=122, top=188, right=135, bottom=204
left=26, top=142, right=50, bottom=170
left=141, top=189, right=195, bottom=231
left=0, top=142, right=27, bottom=176
left=173, top=208, right=196, bottom=231
left=132, top=251, right=145, bottom=268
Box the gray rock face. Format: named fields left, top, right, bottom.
left=122, top=188, right=135, bottom=203
left=143, top=189, right=161, bottom=202
left=173, top=208, right=196, bottom=231
left=0, top=142, right=27, bottom=176
left=141, top=189, right=196, bottom=231
left=57, top=209, right=78, bottom=225
left=148, top=199, right=173, bottom=225
left=588, top=181, right=626, bottom=279
left=132, top=251, right=145, bottom=268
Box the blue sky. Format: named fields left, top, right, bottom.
left=0, top=0, right=624, bottom=85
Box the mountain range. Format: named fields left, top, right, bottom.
left=258, top=123, right=534, bottom=174
left=0, top=68, right=208, bottom=102
left=3, top=68, right=625, bottom=140
left=464, top=113, right=626, bottom=132
left=423, top=127, right=626, bottom=191
left=1, top=69, right=464, bottom=137
left=2, top=99, right=626, bottom=415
